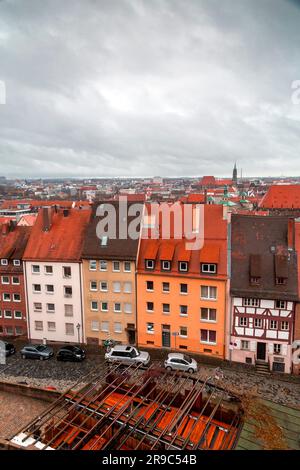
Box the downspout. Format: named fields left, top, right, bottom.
left=23, top=261, right=31, bottom=342
left=227, top=216, right=233, bottom=363
left=79, top=262, right=84, bottom=344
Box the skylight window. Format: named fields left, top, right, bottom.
left=101, top=235, right=108, bottom=246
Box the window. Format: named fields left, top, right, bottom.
left=113, top=261, right=120, bottom=272
left=1, top=276, right=9, bottom=284
left=201, top=263, right=217, bottom=274
left=200, top=329, right=216, bottom=344
left=114, top=322, right=122, bottom=333
left=201, top=286, right=217, bottom=300
left=35, top=321, right=43, bottom=331
left=243, top=298, right=259, bottom=307
left=146, top=259, right=155, bottom=270
left=44, top=265, right=53, bottom=274
left=179, top=261, right=188, bottom=272
left=3, top=293, right=11, bottom=301
left=281, top=321, right=289, bottom=331
left=46, top=284, right=54, bottom=294
left=5, top=326, right=13, bottom=335
left=162, top=303, right=170, bottom=314
left=146, top=281, right=154, bottom=291
left=161, top=260, right=171, bottom=271
left=91, top=320, right=99, bottom=331
left=15, top=326, right=23, bottom=335
left=124, top=282, right=132, bottom=293
left=241, top=340, right=250, bottom=350
left=162, top=282, right=170, bottom=293
left=180, top=305, right=188, bottom=316
left=12, top=276, right=20, bottom=285
left=0, top=311, right=2, bottom=318
left=89, top=260, right=97, bottom=271
left=239, top=317, right=248, bottom=327
left=124, top=303, right=132, bottom=314
left=270, top=320, right=278, bottom=330
left=114, top=302, right=121, bottom=312
left=100, top=281, right=108, bottom=292
left=33, top=284, right=41, bottom=293
left=275, top=300, right=286, bottom=309
left=91, top=301, right=98, bottom=311
left=113, top=281, right=121, bottom=293
left=4, top=310, right=12, bottom=318
left=147, top=322, right=154, bottom=334
left=276, top=277, right=286, bottom=286
left=64, top=304, right=73, bottom=317
left=47, top=303, right=55, bottom=313
left=99, top=260, right=107, bottom=271
left=34, top=302, right=42, bottom=312
left=101, top=302, right=108, bottom=312
left=254, top=318, right=262, bottom=328
left=90, top=280, right=97, bottom=291
left=64, top=286, right=72, bottom=298
left=124, top=261, right=131, bottom=272
left=100, top=235, right=108, bottom=246
left=63, top=266, right=72, bottom=278
left=147, top=302, right=154, bottom=312
left=180, top=326, right=188, bottom=337
left=250, top=276, right=260, bottom=285
left=47, top=322, right=56, bottom=332
left=32, top=265, right=40, bottom=274
left=101, top=321, right=109, bottom=332
left=1, top=259, right=8, bottom=265
left=200, top=308, right=216, bottom=322
left=273, top=343, right=282, bottom=355
left=65, top=323, right=74, bottom=336
left=13, top=260, right=21, bottom=267
left=180, top=283, right=188, bottom=294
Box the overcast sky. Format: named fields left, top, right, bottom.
left=0, top=0, right=300, bottom=178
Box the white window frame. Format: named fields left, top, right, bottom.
left=91, top=301, right=99, bottom=312
left=123, top=261, right=131, bottom=272
left=200, top=285, right=217, bottom=300
left=13, top=259, right=21, bottom=267
left=162, top=260, right=171, bottom=271
left=146, top=281, right=154, bottom=292
left=241, top=340, right=250, bottom=350
left=113, top=261, right=120, bottom=272
left=101, top=302, right=108, bottom=312
left=89, top=260, right=97, bottom=271
left=13, top=293, right=21, bottom=302
left=46, top=303, right=55, bottom=313
left=179, top=326, right=188, bottom=338
left=114, top=322, right=122, bottom=333
left=124, top=303, right=132, bottom=314
left=114, top=302, right=122, bottom=313
left=179, top=261, right=188, bottom=272
left=31, top=265, right=40, bottom=274
left=201, top=263, right=217, bottom=274
left=200, top=308, right=217, bottom=323
left=146, top=259, right=155, bottom=270
left=3, top=293, right=11, bottom=302
left=273, top=343, right=282, bottom=355
left=4, top=310, right=12, bottom=318
left=146, top=302, right=154, bottom=312
left=180, top=283, right=188, bottom=295
left=270, top=320, right=278, bottom=330
left=1, top=276, right=9, bottom=284
left=239, top=317, right=248, bottom=327
left=200, top=329, right=217, bottom=345
left=281, top=321, right=289, bottom=331
left=99, top=260, right=107, bottom=271
left=44, top=265, right=53, bottom=275
left=90, top=280, right=98, bottom=291
left=100, top=281, right=108, bottom=292
left=34, top=302, right=42, bottom=312
left=254, top=318, right=262, bottom=328
left=1, top=259, right=8, bottom=266
left=147, top=322, right=154, bottom=334
left=12, top=276, right=20, bottom=285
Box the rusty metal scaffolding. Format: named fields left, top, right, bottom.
left=10, top=363, right=243, bottom=451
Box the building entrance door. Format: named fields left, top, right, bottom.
left=257, top=342, right=266, bottom=361
left=162, top=325, right=171, bottom=348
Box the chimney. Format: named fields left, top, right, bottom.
left=288, top=218, right=295, bottom=251
left=42, top=207, right=52, bottom=232
left=63, top=209, right=69, bottom=217
left=1, top=223, right=9, bottom=235
left=204, top=189, right=207, bottom=204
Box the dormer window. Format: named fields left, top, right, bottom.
left=179, top=261, right=188, bottom=272
left=161, top=260, right=171, bottom=271
left=1, top=259, right=8, bottom=266
left=13, top=260, right=21, bottom=267
left=276, top=277, right=286, bottom=286
left=146, top=259, right=155, bottom=270
left=201, top=263, right=217, bottom=274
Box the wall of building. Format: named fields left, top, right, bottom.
left=0, top=268, right=27, bottom=337
left=137, top=273, right=227, bottom=358
left=24, top=261, right=83, bottom=343
left=82, top=259, right=136, bottom=346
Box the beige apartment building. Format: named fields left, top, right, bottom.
left=82, top=201, right=141, bottom=346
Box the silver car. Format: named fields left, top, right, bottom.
left=20, top=344, right=54, bottom=360
left=105, top=345, right=150, bottom=366
left=164, top=353, right=198, bottom=373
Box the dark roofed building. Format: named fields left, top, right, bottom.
left=82, top=200, right=143, bottom=346
left=229, top=215, right=298, bottom=374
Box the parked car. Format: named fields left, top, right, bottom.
left=105, top=345, right=150, bottom=366
left=57, top=345, right=86, bottom=362
left=164, top=353, right=198, bottom=373
left=4, top=342, right=16, bottom=357
left=20, top=344, right=54, bottom=360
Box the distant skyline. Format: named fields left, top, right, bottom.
left=0, top=0, right=300, bottom=178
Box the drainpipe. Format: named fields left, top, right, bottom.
left=227, top=217, right=233, bottom=363
left=79, top=262, right=84, bottom=344
left=23, top=261, right=31, bottom=342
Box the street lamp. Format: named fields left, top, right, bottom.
left=76, top=323, right=81, bottom=344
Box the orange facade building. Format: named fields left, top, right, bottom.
left=137, top=204, right=229, bottom=358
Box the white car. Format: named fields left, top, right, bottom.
left=164, top=353, right=198, bottom=373
left=105, top=345, right=150, bottom=366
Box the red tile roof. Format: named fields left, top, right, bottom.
left=138, top=205, right=228, bottom=278
left=23, top=208, right=91, bottom=262
left=259, top=185, right=300, bottom=209
left=200, top=176, right=216, bottom=186
left=0, top=225, right=31, bottom=260
left=1, top=200, right=91, bottom=210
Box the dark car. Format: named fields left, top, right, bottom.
left=57, top=345, right=86, bottom=362
left=5, top=342, right=16, bottom=357
left=20, top=344, right=54, bottom=360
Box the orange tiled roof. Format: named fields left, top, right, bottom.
left=0, top=225, right=31, bottom=260
left=259, top=185, right=300, bottom=209
left=23, top=208, right=91, bottom=262
left=0, top=200, right=91, bottom=210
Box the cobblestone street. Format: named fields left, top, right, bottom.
left=0, top=342, right=299, bottom=407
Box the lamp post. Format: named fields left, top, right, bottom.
left=76, top=323, right=81, bottom=344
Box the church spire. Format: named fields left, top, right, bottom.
left=232, top=162, right=237, bottom=185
